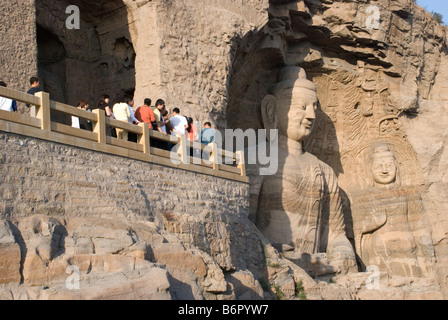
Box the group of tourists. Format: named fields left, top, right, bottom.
left=1, top=77, right=216, bottom=151
left=73, top=94, right=216, bottom=150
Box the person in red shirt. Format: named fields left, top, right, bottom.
left=135, top=98, right=156, bottom=129
left=186, top=117, right=200, bottom=158
left=187, top=117, right=198, bottom=142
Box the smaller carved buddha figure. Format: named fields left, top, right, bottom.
left=352, top=144, right=437, bottom=278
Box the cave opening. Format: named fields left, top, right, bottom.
left=37, top=24, right=68, bottom=104
left=35, top=0, right=136, bottom=110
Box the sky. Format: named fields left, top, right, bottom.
left=417, top=0, right=448, bottom=25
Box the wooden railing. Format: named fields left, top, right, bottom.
left=0, top=87, right=248, bottom=183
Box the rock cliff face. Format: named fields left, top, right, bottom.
left=227, top=0, right=448, bottom=299
left=0, top=133, right=248, bottom=300
left=0, top=0, right=37, bottom=105
left=0, top=132, right=360, bottom=300
left=34, top=0, right=136, bottom=107
left=1, top=0, right=448, bottom=300
left=6, top=0, right=269, bottom=127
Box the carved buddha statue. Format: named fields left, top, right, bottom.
left=249, top=66, right=357, bottom=274
left=352, top=144, right=437, bottom=278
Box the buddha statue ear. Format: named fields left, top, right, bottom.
left=261, top=95, right=278, bottom=142
left=261, top=94, right=278, bottom=130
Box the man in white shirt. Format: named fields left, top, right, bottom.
left=170, top=108, right=188, bottom=137
left=0, top=81, right=17, bottom=112
left=113, top=101, right=131, bottom=140
left=126, top=98, right=139, bottom=125
left=0, top=96, right=15, bottom=112
left=126, top=98, right=139, bottom=143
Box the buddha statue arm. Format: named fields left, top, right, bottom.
left=324, top=165, right=358, bottom=274
left=361, top=209, right=387, bottom=234
left=352, top=193, right=387, bottom=237
left=351, top=192, right=387, bottom=264
left=248, top=163, right=264, bottom=225
left=407, top=193, right=437, bottom=276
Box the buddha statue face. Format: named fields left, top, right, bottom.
left=277, top=86, right=317, bottom=142
left=371, top=147, right=397, bottom=185
left=261, top=66, right=318, bottom=144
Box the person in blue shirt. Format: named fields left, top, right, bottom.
left=201, top=122, right=215, bottom=145
left=200, top=122, right=216, bottom=161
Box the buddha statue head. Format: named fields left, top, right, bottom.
left=369, top=143, right=400, bottom=187
left=261, top=66, right=318, bottom=143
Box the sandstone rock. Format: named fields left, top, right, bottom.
left=0, top=220, right=21, bottom=284
left=0, top=283, right=30, bottom=300
left=152, top=234, right=228, bottom=297
left=227, top=0, right=448, bottom=300
left=226, top=270, right=264, bottom=300
left=40, top=266, right=171, bottom=300
left=153, top=242, right=208, bottom=279
left=2, top=0, right=448, bottom=301
left=17, top=216, right=66, bottom=286
left=0, top=214, right=247, bottom=300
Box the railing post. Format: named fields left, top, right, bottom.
left=34, top=92, right=51, bottom=131
left=211, top=143, right=220, bottom=171
left=191, top=141, right=202, bottom=165
left=92, top=109, right=106, bottom=144
left=30, top=105, right=37, bottom=118
left=236, top=150, right=246, bottom=176
left=178, top=135, right=189, bottom=164
left=139, top=122, right=150, bottom=155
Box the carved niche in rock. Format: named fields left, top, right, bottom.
left=351, top=143, right=437, bottom=278
left=248, top=66, right=357, bottom=276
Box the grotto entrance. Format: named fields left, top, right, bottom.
left=35, top=0, right=136, bottom=115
